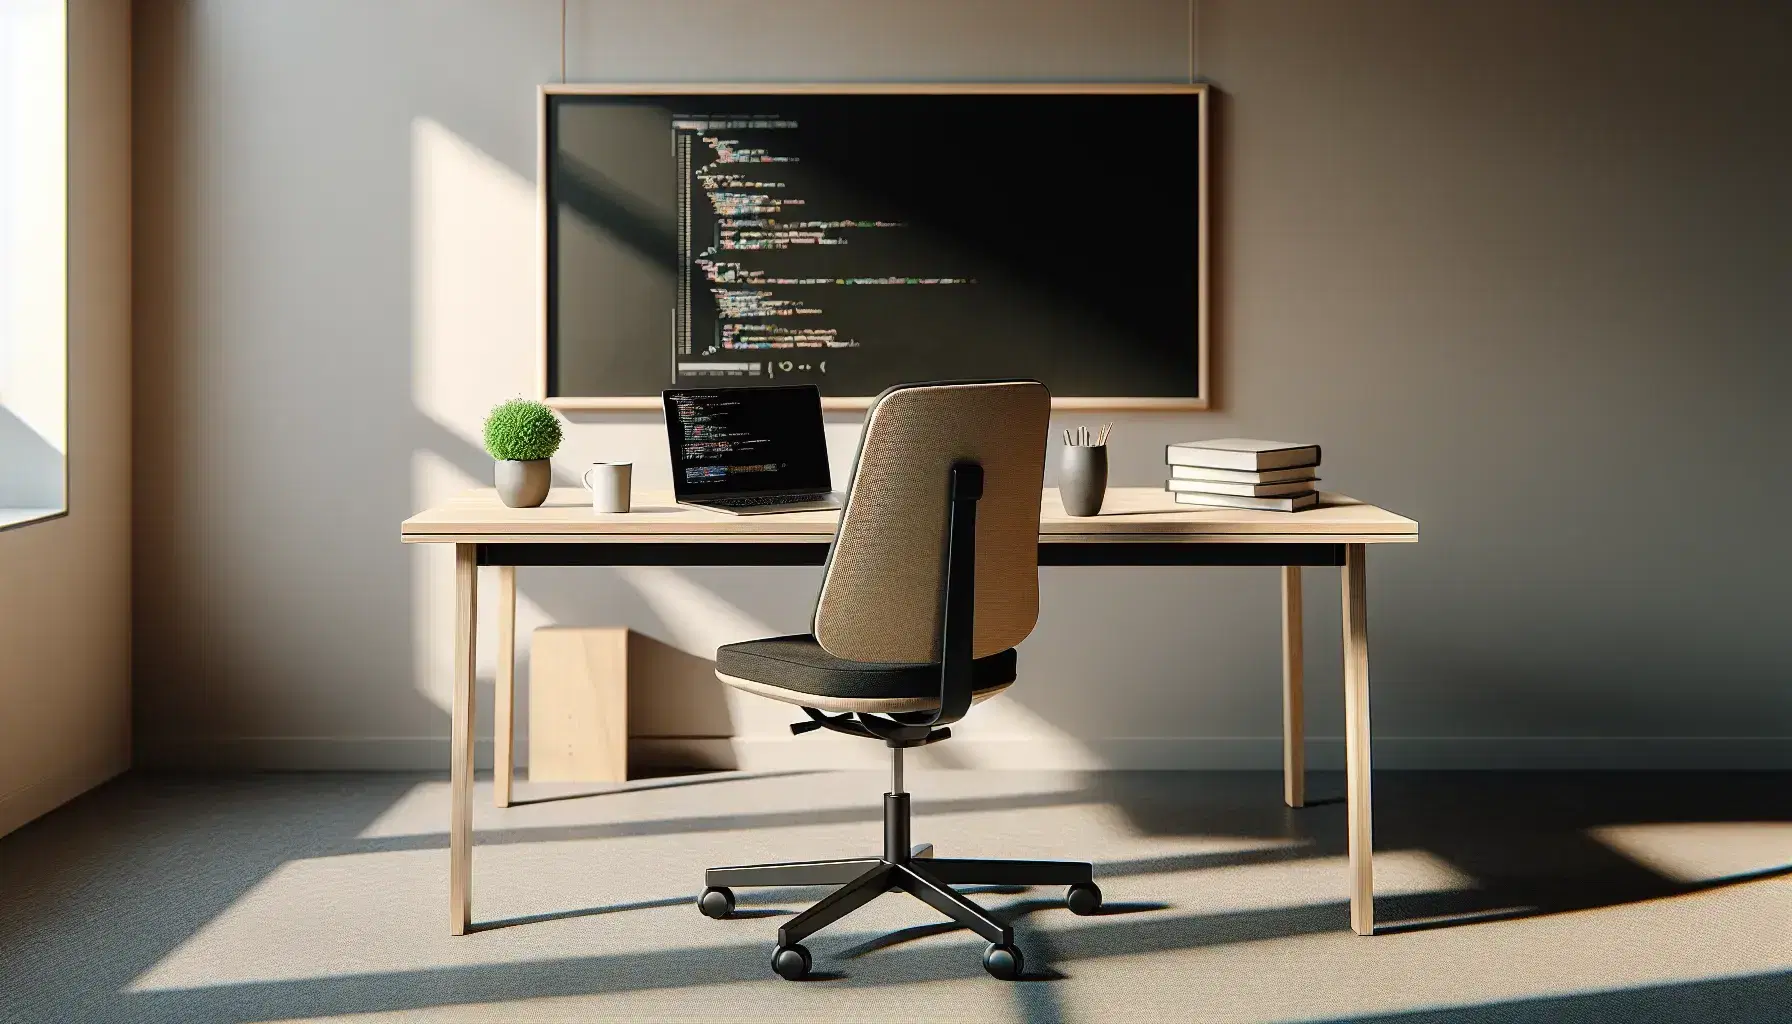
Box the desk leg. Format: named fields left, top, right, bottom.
left=1341, top=543, right=1374, bottom=935
left=1281, top=566, right=1305, bottom=808
left=450, top=544, right=478, bottom=936
left=493, top=564, right=516, bottom=809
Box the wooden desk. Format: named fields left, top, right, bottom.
left=402, top=487, right=1418, bottom=937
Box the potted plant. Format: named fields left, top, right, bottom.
left=483, top=398, right=563, bottom=508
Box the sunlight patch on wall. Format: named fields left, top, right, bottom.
left=410, top=449, right=475, bottom=712
left=615, top=566, right=800, bottom=736
left=615, top=567, right=774, bottom=652
left=411, top=116, right=536, bottom=453
left=944, top=690, right=1103, bottom=769
left=409, top=117, right=548, bottom=713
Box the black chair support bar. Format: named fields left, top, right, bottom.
left=855, top=460, right=982, bottom=745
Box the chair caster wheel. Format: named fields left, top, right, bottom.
left=1066, top=881, right=1103, bottom=916
left=772, top=943, right=812, bottom=981
left=983, top=942, right=1024, bottom=980
left=697, top=886, right=735, bottom=920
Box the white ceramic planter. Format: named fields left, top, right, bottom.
left=494, top=459, right=550, bottom=508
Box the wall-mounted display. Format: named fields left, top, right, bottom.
left=541, top=83, right=1209, bottom=410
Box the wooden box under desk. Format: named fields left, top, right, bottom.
left=528, top=627, right=629, bottom=783
left=527, top=626, right=737, bottom=782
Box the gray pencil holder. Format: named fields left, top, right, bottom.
left=1059, top=444, right=1108, bottom=517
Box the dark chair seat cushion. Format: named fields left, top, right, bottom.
left=716, top=634, right=1016, bottom=702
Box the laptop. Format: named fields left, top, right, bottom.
left=662, top=385, right=844, bottom=515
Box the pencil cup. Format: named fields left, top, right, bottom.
left=1059, top=444, right=1108, bottom=517
left=583, top=462, right=632, bottom=513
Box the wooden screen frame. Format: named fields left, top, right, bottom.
left=538, top=82, right=1210, bottom=412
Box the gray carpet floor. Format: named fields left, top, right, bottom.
left=1, top=770, right=1787, bottom=1023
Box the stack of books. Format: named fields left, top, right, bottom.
left=1165, top=438, right=1321, bottom=511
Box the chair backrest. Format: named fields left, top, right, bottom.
left=813, top=380, right=1049, bottom=664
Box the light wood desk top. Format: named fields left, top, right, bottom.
left=402, top=487, right=1418, bottom=545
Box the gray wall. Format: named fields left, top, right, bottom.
left=132, top=0, right=1792, bottom=771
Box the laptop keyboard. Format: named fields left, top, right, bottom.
left=703, top=494, right=827, bottom=509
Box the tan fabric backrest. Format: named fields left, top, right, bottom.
left=813, top=380, right=1049, bottom=663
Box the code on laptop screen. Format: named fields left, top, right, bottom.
left=663, top=386, right=831, bottom=497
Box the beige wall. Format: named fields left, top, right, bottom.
left=0, top=0, right=132, bottom=838
left=131, top=0, right=1792, bottom=772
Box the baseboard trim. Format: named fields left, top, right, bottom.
left=0, top=751, right=130, bottom=838
left=132, top=734, right=1792, bottom=772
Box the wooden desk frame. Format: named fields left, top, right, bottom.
left=407, top=490, right=1412, bottom=941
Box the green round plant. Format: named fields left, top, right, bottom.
left=482, top=399, right=563, bottom=462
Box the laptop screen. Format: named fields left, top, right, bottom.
left=663, top=386, right=833, bottom=499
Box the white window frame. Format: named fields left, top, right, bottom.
left=0, top=0, right=69, bottom=531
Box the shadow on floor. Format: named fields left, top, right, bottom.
left=1087, top=769, right=1792, bottom=931
left=9, top=890, right=1786, bottom=1024
left=502, top=769, right=820, bottom=806
left=0, top=770, right=1786, bottom=1023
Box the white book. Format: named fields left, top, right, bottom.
left=1170, top=489, right=1320, bottom=512
left=1166, top=477, right=1317, bottom=498
left=1169, top=463, right=1317, bottom=485
left=1167, top=438, right=1321, bottom=472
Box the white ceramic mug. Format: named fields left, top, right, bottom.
left=582, top=462, right=632, bottom=513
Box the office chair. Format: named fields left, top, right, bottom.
left=695, top=379, right=1100, bottom=981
